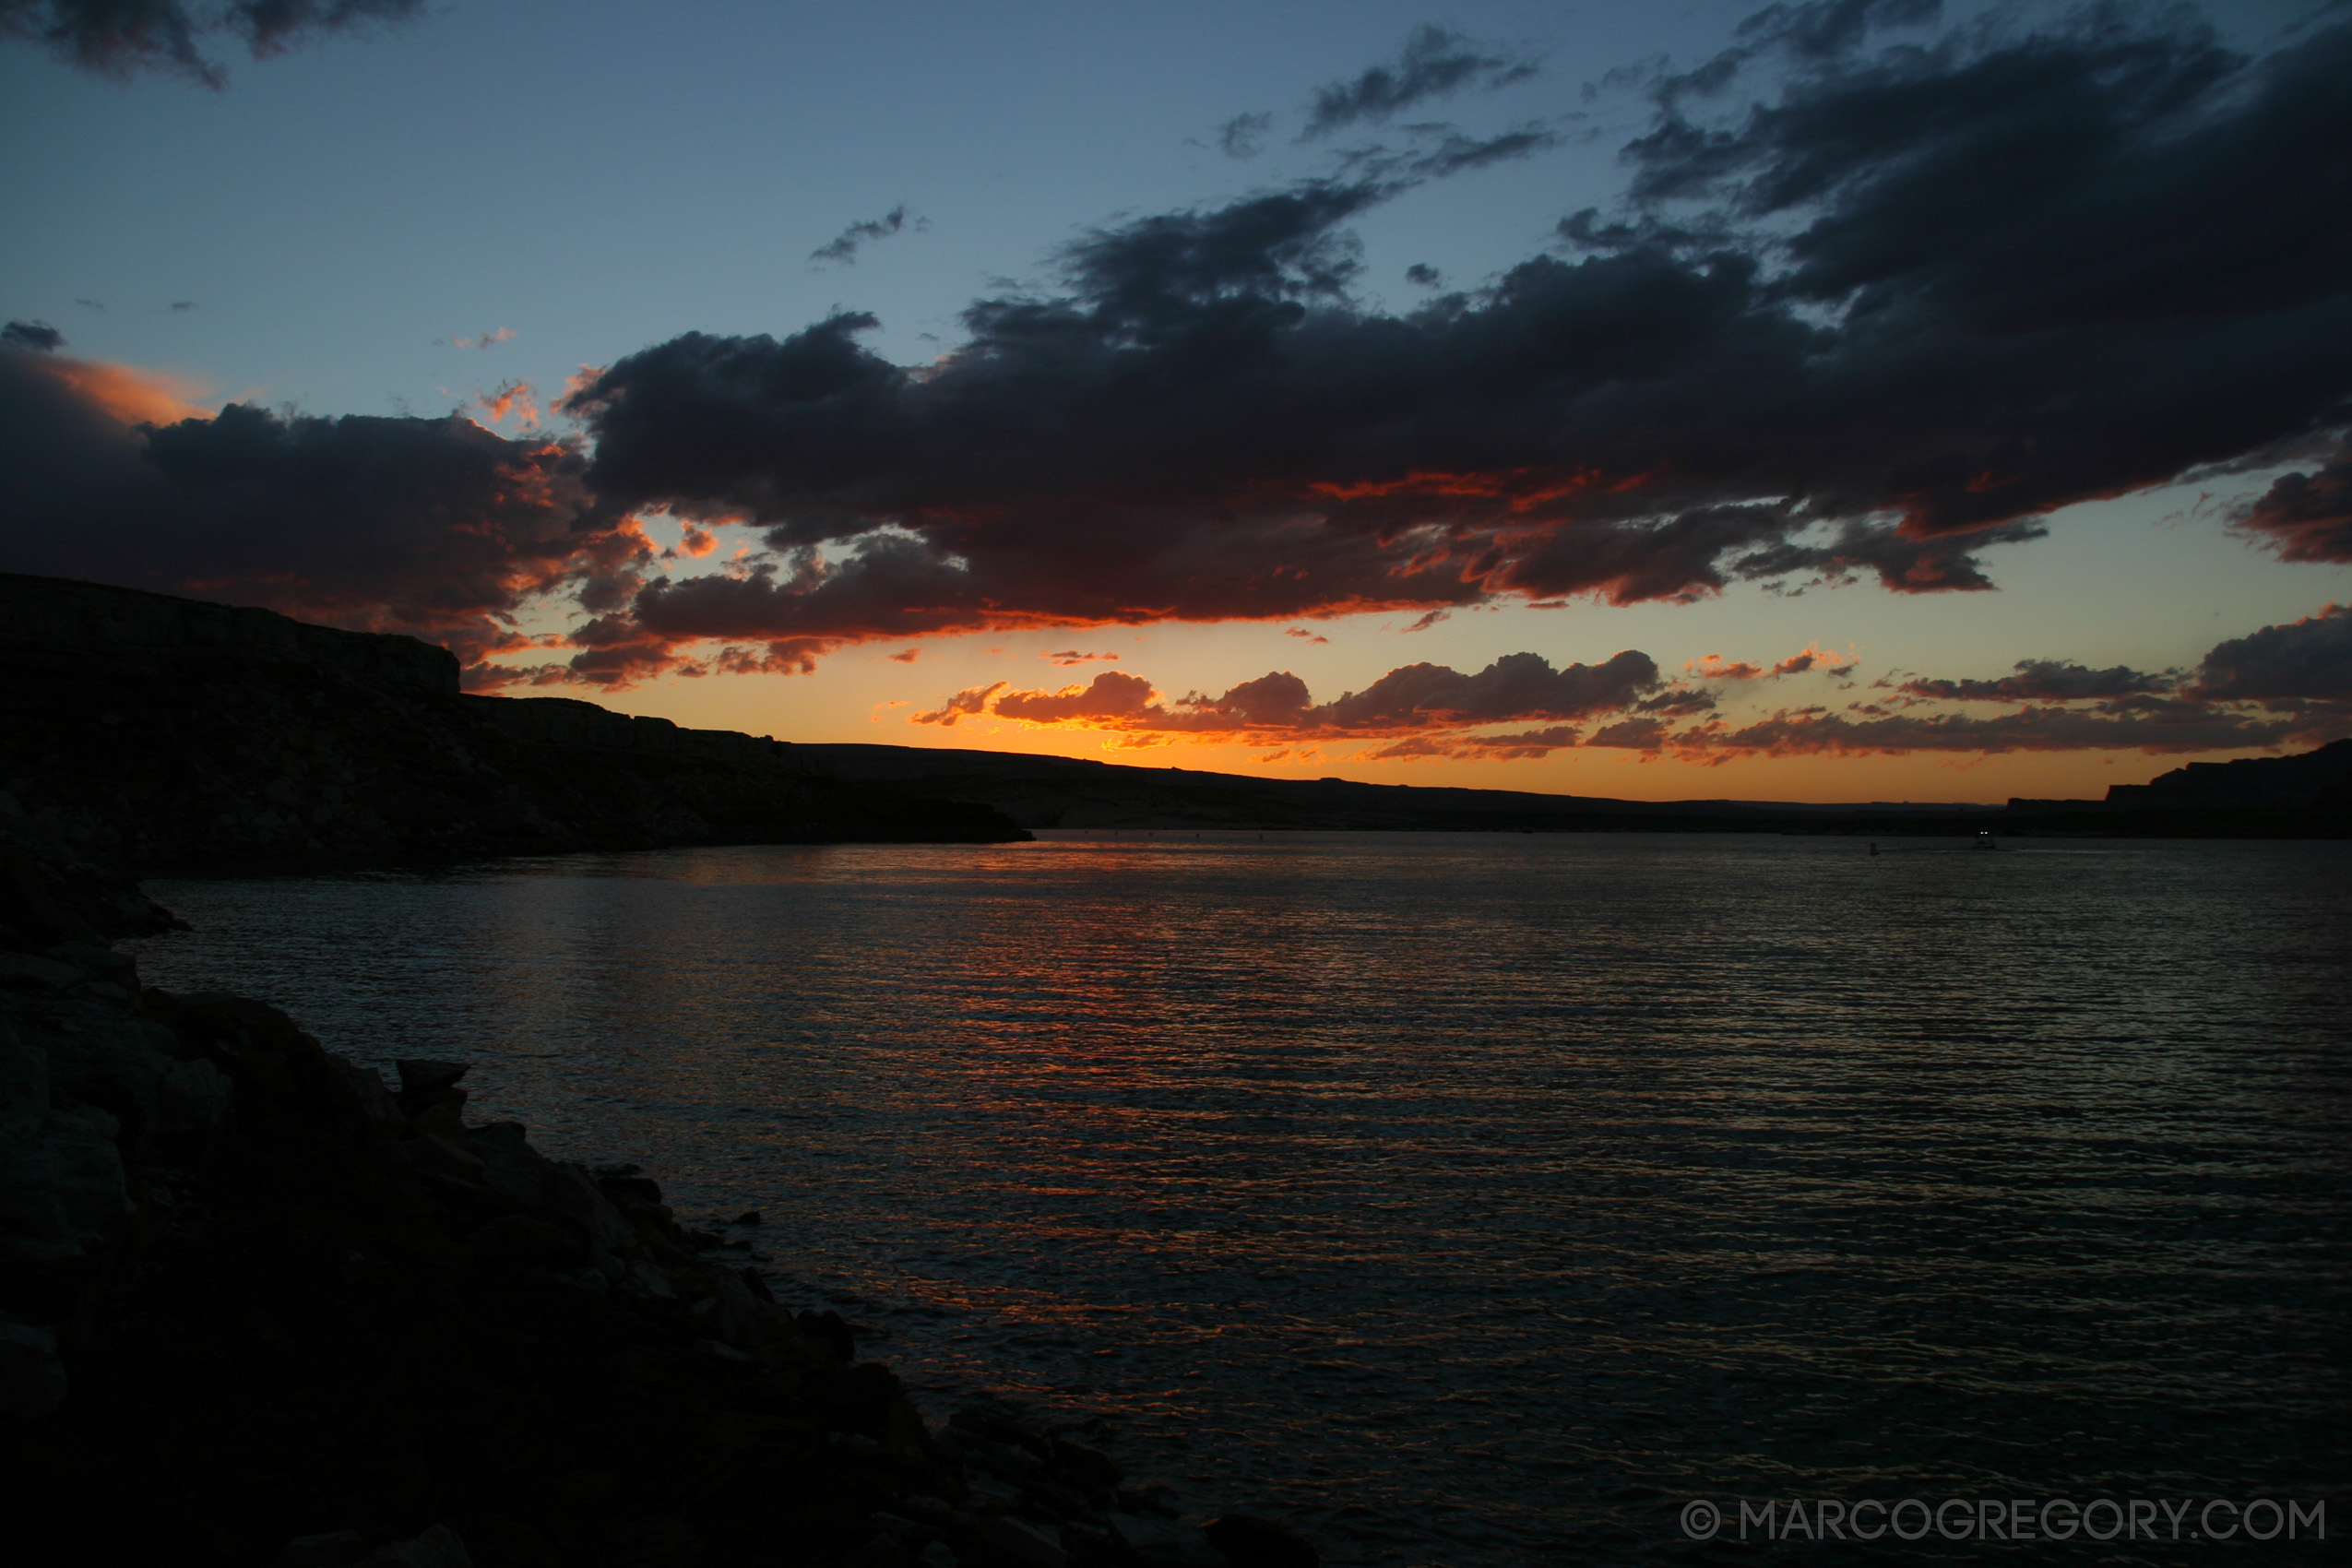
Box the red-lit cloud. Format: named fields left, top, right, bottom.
left=472, top=378, right=540, bottom=427
left=910, top=610, right=2352, bottom=763
left=917, top=649, right=1676, bottom=745
left=1684, top=643, right=1854, bottom=681
left=39, top=354, right=208, bottom=426
left=2236, top=441, right=2352, bottom=564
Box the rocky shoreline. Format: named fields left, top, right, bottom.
left=0, top=830, right=1316, bottom=1568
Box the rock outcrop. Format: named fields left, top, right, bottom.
left=0, top=569, right=460, bottom=698
left=2103, top=736, right=2352, bottom=810
left=1, top=571, right=1028, bottom=873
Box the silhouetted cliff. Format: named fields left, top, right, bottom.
left=2105, top=738, right=2352, bottom=810
left=1, top=574, right=1027, bottom=872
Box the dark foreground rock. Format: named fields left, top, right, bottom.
left=0, top=832, right=1312, bottom=1568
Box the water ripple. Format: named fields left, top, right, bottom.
left=135, top=832, right=2351, bottom=1565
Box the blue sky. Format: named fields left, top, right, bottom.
left=4, top=3, right=1722, bottom=405
left=3, top=0, right=2347, bottom=801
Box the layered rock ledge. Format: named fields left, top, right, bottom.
left=2, top=571, right=1027, bottom=873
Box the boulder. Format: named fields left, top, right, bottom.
left=31, top=997, right=207, bottom=1141
left=0, top=1100, right=126, bottom=1262
left=0, top=1319, right=68, bottom=1420
left=460, top=1123, right=636, bottom=1253
left=399, top=1134, right=485, bottom=1184
left=0, top=952, right=84, bottom=992
left=625, top=1261, right=677, bottom=1300
left=275, top=1523, right=469, bottom=1568
left=0, top=849, right=105, bottom=947
left=1052, top=1436, right=1123, bottom=1489
left=0, top=1014, right=47, bottom=1123
left=276, top=1530, right=368, bottom=1567
left=327, top=1057, right=402, bottom=1129
left=1110, top=1514, right=1223, bottom=1567
left=979, top=1515, right=1067, bottom=1567
left=1201, top=1515, right=1318, bottom=1568
left=361, top=1525, right=471, bottom=1567
left=394, top=1060, right=469, bottom=1118
left=158, top=1053, right=232, bottom=1134
left=465, top=1213, right=582, bottom=1271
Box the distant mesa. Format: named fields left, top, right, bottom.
left=2006, top=741, right=2352, bottom=816
left=2106, top=742, right=2352, bottom=812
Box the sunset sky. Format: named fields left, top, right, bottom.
left=3, top=0, right=2347, bottom=802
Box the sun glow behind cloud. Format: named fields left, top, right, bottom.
left=46, top=356, right=208, bottom=425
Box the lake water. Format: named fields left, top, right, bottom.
left=133, top=832, right=2350, bottom=1564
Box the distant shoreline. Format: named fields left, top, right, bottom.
left=7, top=572, right=2346, bottom=878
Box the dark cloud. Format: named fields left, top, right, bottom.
left=1666, top=607, right=2352, bottom=759
left=2195, top=603, right=2352, bottom=701
left=8, top=5, right=2347, bottom=704
left=169, top=300, right=196, bottom=312
left=1723, top=518, right=2049, bottom=592
left=73, top=298, right=103, bottom=311
left=3, top=320, right=64, bottom=352
left=1301, top=24, right=1540, bottom=138
left=1217, top=112, right=1272, bottom=160
left=1623, top=7, right=2350, bottom=343
left=1406, top=695, right=2337, bottom=767
left=1902, top=659, right=2174, bottom=703
left=2236, top=440, right=2352, bottom=563
left=1626, top=0, right=1945, bottom=122
left=912, top=607, right=2348, bottom=762
left=1664, top=703, right=2310, bottom=761
left=1734, top=0, right=1942, bottom=64
left=1765, top=646, right=1850, bottom=676
left=1404, top=263, right=1442, bottom=288
left=1317, top=650, right=1661, bottom=728
left=1339, top=125, right=1562, bottom=183
left=542, top=10, right=2351, bottom=676
left=916, top=649, right=1663, bottom=742
left=811, top=206, right=912, bottom=267
left=1421, top=125, right=1556, bottom=174
left=0, top=0, right=420, bottom=86
left=0, top=347, right=641, bottom=679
